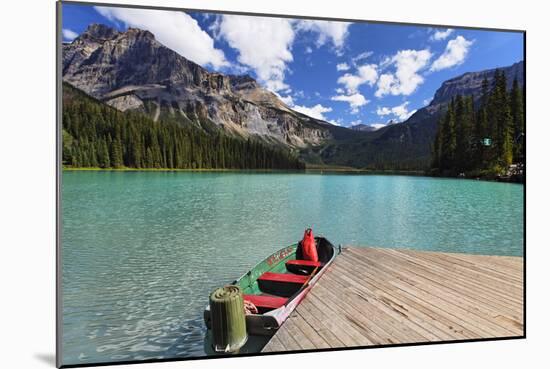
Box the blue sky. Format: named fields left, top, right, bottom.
left=62, top=3, right=524, bottom=128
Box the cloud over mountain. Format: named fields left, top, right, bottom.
left=296, top=20, right=351, bottom=52
left=94, top=6, right=228, bottom=69
left=214, top=15, right=295, bottom=92
left=375, top=49, right=432, bottom=97
left=430, top=35, right=474, bottom=71
left=337, top=64, right=378, bottom=93
left=377, top=101, right=416, bottom=121
left=331, top=93, right=369, bottom=114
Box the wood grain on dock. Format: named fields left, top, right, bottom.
left=262, top=247, right=524, bottom=352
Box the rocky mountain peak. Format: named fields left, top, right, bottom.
left=124, top=27, right=156, bottom=40
left=62, top=24, right=334, bottom=148
left=430, top=60, right=524, bottom=108
left=80, top=23, right=120, bottom=41
left=230, top=74, right=260, bottom=90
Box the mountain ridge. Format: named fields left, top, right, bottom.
left=61, top=81, right=306, bottom=170
left=62, top=23, right=361, bottom=149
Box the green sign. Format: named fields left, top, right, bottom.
left=482, top=138, right=492, bottom=146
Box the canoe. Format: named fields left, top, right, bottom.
left=203, top=236, right=337, bottom=337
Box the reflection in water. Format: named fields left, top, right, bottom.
left=203, top=331, right=270, bottom=357
left=62, top=172, right=523, bottom=365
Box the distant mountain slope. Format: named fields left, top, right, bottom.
left=315, top=61, right=524, bottom=169
left=430, top=61, right=523, bottom=109
left=62, top=24, right=359, bottom=148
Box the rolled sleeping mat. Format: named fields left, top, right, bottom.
left=209, top=285, right=248, bottom=352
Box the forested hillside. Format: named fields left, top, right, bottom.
left=431, top=70, right=524, bottom=176
left=62, top=83, right=305, bottom=170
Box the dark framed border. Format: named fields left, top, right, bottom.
left=55, top=1, right=527, bottom=367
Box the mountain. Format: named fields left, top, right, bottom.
left=315, top=61, right=525, bottom=170
left=62, top=24, right=356, bottom=149
left=401, top=61, right=525, bottom=129
left=429, top=61, right=523, bottom=110
left=61, top=82, right=305, bottom=170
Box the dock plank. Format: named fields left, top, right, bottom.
left=358, top=248, right=523, bottom=318
left=262, top=246, right=524, bottom=353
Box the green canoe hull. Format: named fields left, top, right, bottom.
left=204, top=237, right=337, bottom=339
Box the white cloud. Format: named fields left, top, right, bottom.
left=273, top=91, right=297, bottom=107
left=331, top=93, right=369, bottom=114
left=352, top=51, right=373, bottom=64
left=378, top=55, right=393, bottom=70
left=368, top=123, right=387, bottom=130
left=328, top=118, right=343, bottom=126
left=337, top=64, right=378, bottom=93
left=376, top=101, right=416, bottom=121
left=213, top=15, right=295, bottom=92
left=62, top=28, right=78, bottom=41
left=294, top=90, right=305, bottom=98
left=94, top=6, right=228, bottom=69
left=336, top=62, right=350, bottom=71
left=278, top=94, right=294, bottom=106
left=375, top=74, right=396, bottom=97
left=430, top=35, right=474, bottom=72
left=296, top=20, right=351, bottom=52
left=423, top=98, right=432, bottom=106
left=349, top=120, right=385, bottom=130
left=376, top=106, right=392, bottom=116
left=392, top=103, right=416, bottom=121
left=292, top=104, right=333, bottom=120
left=375, top=49, right=432, bottom=97
left=431, top=28, right=454, bottom=41
left=212, top=17, right=351, bottom=92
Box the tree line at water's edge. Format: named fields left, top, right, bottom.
left=431, top=70, right=525, bottom=178
left=62, top=83, right=305, bottom=170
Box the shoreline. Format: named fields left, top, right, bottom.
left=61, top=166, right=524, bottom=183
left=61, top=166, right=426, bottom=175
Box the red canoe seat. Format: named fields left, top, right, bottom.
left=258, top=272, right=309, bottom=284
left=243, top=294, right=288, bottom=310
left=285, top=259, right=324, bottom=275
left=286, top=260, right=324, bottom=267
left=257, top=272, right=309, bottom=297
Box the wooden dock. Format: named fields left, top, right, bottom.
left=262, top=247, right=524, bottom=352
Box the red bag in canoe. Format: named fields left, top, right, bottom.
left=300, top=228, right=318, bottom=262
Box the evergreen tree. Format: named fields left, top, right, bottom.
left=432, top=119, right=444, bottom=170
left=510, top=77, right=524, bottom=162
left=495, top=71, right=513, bottom=167
left=98, top=138, right=110, bottom=168
left=110, top=136, right=124, bottom=168
left=431, top=70, right=524, bottom=176
left=62, top=130, right=74, bottom=165
left=440, top=99, right=457, bottom=171
left=475, top=105, right=489, bottom=168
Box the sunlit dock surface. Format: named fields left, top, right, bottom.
left=262, top=247, right=524, bottom=352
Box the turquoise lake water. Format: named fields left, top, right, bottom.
left=61, top=171, right=524, bottom=365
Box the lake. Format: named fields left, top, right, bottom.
left=61, top=171, right=524, bottom=365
